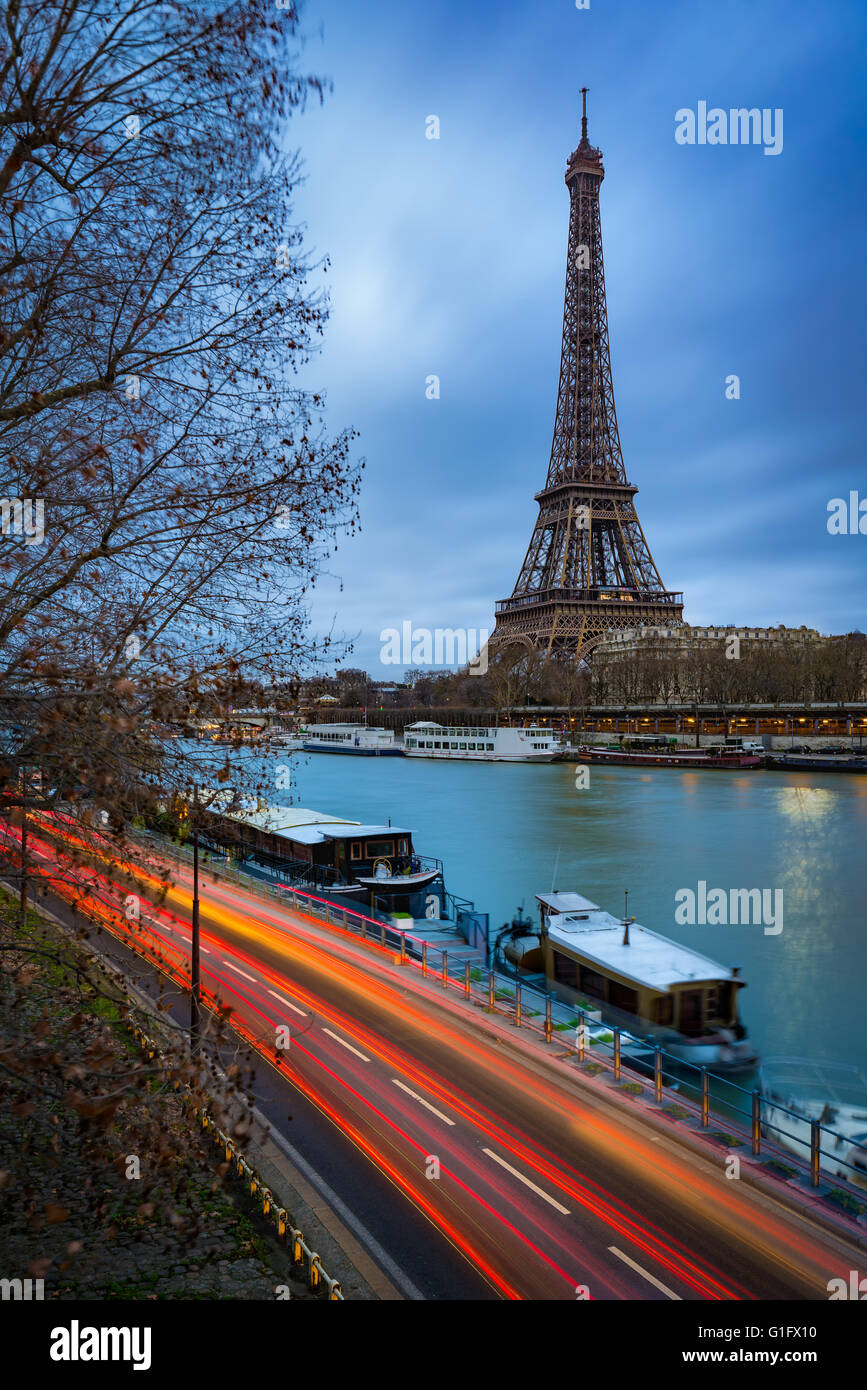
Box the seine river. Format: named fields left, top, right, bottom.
left=233, top=748, right=867, bottom=1075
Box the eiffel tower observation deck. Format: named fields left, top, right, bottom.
left=490, top=91, right=684, bottom=664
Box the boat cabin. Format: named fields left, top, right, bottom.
left=200, top=794, right=416, bottom=883
left=537, top=892, right=746, bottom=1039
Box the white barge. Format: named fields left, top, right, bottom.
left=532, top=890, right=758, bottom=1073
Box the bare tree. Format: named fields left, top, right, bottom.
left=0, top=1, right=360, bottom=847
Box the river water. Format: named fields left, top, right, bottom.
left=229, top=748, right=867, bottom=1075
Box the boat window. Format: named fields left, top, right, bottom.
left=451, top=742, right=458, bottom=750
left=609, top=981, right=639, bottom=1015
left=434, top=742, right=441, bottom=749
left=678, top=990, right=704, bottom=1037
left=460, top=743, right=467, bottom=751
left=350, top=842, right=362, bottom=861
left=397, top=839, right=407, bottom=854
left=579, top=966, right=607, bottom=1002
left=552, top=950, right=578, bottom=989
left=487, top=743, right=494, bottom=751
left=365, top=840, right=394, bottom=858
left=655, top=995, right=674, bottom=1026
left=467, top=743, right=475, bottom=751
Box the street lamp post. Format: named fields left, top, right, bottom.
left=19, top=763, right=27, bottom=926
left=190, top=783, right=201, bottom=1056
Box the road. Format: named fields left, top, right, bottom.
left=8, top=816, right=867, bottom=1302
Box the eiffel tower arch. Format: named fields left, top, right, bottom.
left=490, top=92, right=684, bottom=667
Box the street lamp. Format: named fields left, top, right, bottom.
left=19, top=762, right=28, bottom=926
left=190, top=783, right=201, bottom=1056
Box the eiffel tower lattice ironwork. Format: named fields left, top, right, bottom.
left=490, top=91, right=684, bottom=664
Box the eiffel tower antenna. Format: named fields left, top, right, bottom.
left=490, top=97, right=684, bottom=665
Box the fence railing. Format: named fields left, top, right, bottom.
left=122, top=829, right=867, bottom=1207
left=129, top=1023, right=343, bottom=1299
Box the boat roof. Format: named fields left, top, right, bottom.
left=306, top=723, right=369, bottom=731
left=543, top=901, right=739, bottom=991
left=203, top=793, right=410, bottom=845
left=537, top=891, right=601, bottom=914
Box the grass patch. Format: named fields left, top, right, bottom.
left=619, top=1082, right=643, bottom=1096
left=711, top=1131, right=744, bottom=1147
left=663, top=1104, right=690, bottom=1121
left=583, top=1061, right=605, bottom=1076
left=827, top=1188, right=867, bottom=1217
left=762, top=1159, right=798, bottom=1180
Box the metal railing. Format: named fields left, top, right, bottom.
left=129, top=1023, right=343, bottom=1299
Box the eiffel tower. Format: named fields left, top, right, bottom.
left=490, top=91, right=683, bottom=664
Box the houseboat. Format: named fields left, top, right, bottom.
left=531, top=890, right=758, bottom=1073
left=760, top=1057, right=867, bottom=1184
left=302, top=723, right=403, bottom=756
left=195, top=791, right=488, bottom=953
left=574, top=741, right=761, bottom=769
left=404, top=722, right=563, bottom=762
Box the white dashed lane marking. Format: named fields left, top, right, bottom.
left=225, top=962, right=256, bottom=982
left=267, top=989, right=306, bottom=1017
left=391, top=1079, right=456, bottom=1126
left=608, top=1245, right=682, bottom=1300
left=482, top=1149, right=571, bottom=1214
left=322, top=1028, right=370, bottom=1062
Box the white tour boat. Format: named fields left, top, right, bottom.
left=302, top=723, right=403, bottom=756
left=403, top=722, right=563, bottom=762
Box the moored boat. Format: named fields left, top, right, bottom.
left=574, top=743, right=761, bottom=769
left=760, top=1057, right=867, bottom=1183
left=301, top=723, right=403, bottom=756
left=527, top=890, right=758, bottom=1072
left=763, top=752, right=867, bottom=773
left=194, top=792, right=488, bottom=954
left=404, top=722, right=563, bottom=762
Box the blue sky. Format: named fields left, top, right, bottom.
left=287, top=0, right=866, bottom=675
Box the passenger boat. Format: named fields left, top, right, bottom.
left=302, top=723, right=403, bottom=756
left=404, top=722, right=563, bottom=762
left=760, top=1057, right=867, bottom=1183
left=528, top=890, right=758, bottom=1073
left=195, top=792, right=488, bottom=953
